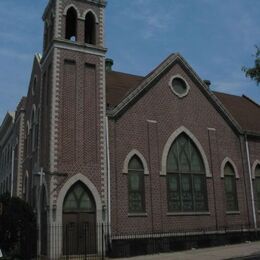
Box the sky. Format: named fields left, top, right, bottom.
left=0, top=0, right=259, bottom=123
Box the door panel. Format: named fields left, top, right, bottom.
left=63, top=212, right=97, bottom=255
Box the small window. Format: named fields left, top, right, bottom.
left=224, top=162, right=239, bottom=211
left=255, top=164, right=260, bottom=210
left=169, top=76, right=190, bottom=98
left=128, top=156, right=145, bottom=213
left=65, top=7, right=77, bottom=41
left=32, top=76, right=37, bottom=96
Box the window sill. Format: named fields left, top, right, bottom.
left=167, top=212, right=210, bottom=216
left=128, top=212, right=148, bottom=217
left=226, top=211, right=240, bottom=215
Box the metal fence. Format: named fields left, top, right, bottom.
left=10, top=223, right=260, bottom=259
left=44, top=223, right=106, bottom=260
left=108, top=224, right=260, bottom=258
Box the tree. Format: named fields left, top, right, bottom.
left=0, top=193, right=37, bottom=259
left=242, top=45, right=260, bottom=85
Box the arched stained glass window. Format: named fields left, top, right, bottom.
left=128, top=155, right=145, bottom=213
left=63, top=182, right=95, bottom=212
left=167, top=133, right=208, bottom=212
left=255, top=164, right=260, bottom=210
left=224, top=162, right=238, bottom=211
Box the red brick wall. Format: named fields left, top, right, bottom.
left=55, top=48, right=103, bottom=198
left=109, top=62, right=251, bottom=235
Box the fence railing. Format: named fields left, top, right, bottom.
left=6, top=223, right=260, bottom=259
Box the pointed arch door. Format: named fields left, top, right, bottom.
left=63, top=182, right=97, bottom=255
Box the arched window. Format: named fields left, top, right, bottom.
left=31, top=109, right=35, bottom=151
left=255, top=164, right=260, bottom=210
left=224, top=162, right=238, bottom=211
left=167, top=133, right=208, bottom=212
left=128, top=155, right=145, bottom=213
left=63, top=182, right=95, bottom=212
left=65, top=7, right=77, bottom=41
left=85, top=12, right=96, bottom=44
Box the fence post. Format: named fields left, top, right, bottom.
left=102, top=223, right=104, bottom=260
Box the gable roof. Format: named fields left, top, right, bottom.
left=106, top=53, right=260, bottom=135
left=215, top=92, right=260, bottom=134
left=106, top=71, right=143, bottom=108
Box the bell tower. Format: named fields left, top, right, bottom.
left=40, top=0, right=108, bottom=247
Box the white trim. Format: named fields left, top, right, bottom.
left=160, top=126, right=211, bottom=177
left=207, top=128, right=216, bottom=131
left=54, top=41, right=106, bottom=57
left=220, top=157, right=239, bottom=179
left=168, top=74, right=190, bottom=98
left=63, top=4, right=80, bottom=17
left=122, top=149, right=149, bottom=175
left=82, top=9, right=99, bottom=23
left=147, top=119, right=157, bottom=124
left=252, top=160, right=260, bottom=179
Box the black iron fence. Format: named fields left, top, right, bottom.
left=8, top=223, right=260, bottom=259
left=108, top=224, right=260, bottom=258
left=45, top=223, right=106, bottom=260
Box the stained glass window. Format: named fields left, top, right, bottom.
left=128, top=156, right=145, bottom=213
left=63, top=182, right=95, bottom=212
left=255, top=164, right=260, bottom=210
left=224, top=162, right=238, bottom=211
left=167, top=133, right=208, bottom=212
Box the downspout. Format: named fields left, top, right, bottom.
left=245, top=134, right=257, bottom=229
left=105, top=116, right=111, bottom=242
left=11, top=148, right=15, bottom=197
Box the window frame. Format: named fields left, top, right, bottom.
left=224, top=162, right=239, bottom=212
left=254, top=164, right=260, bottom=211
left=128, top=156, right=146, bottom=214
left=168, top=75, right=190, bottom=98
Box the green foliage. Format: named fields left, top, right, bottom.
left=242, top=45, right=260, bottom=85
left=0, top=193, right=37, bottom=259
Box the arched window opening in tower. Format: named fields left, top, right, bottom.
left=65, top=7, right=77, bottom=41
left=85, top=12, right=96, bottom=45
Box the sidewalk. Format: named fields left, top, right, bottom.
left=114, top=241, right=260, bottom=260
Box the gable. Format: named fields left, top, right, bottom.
left=106, top=53, right=243, bottom=135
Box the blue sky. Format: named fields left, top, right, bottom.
left=0, top=0, right=259, bottom=123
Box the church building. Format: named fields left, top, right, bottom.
left=0, top=0, right=260, bottom=258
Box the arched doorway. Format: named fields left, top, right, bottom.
left=63, top=181, right=96, bottom=255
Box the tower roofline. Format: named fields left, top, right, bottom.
left=43, top=0, right=107, bottom=19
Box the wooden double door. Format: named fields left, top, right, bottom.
left=63, top=212, right=96, bottom=255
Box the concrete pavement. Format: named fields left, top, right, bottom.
left=114, top=241, right=260, bottom=260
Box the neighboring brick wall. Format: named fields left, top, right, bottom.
left=109, top=62, right=251, bottom=235
left=22, top=56, right=42, bottom=205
